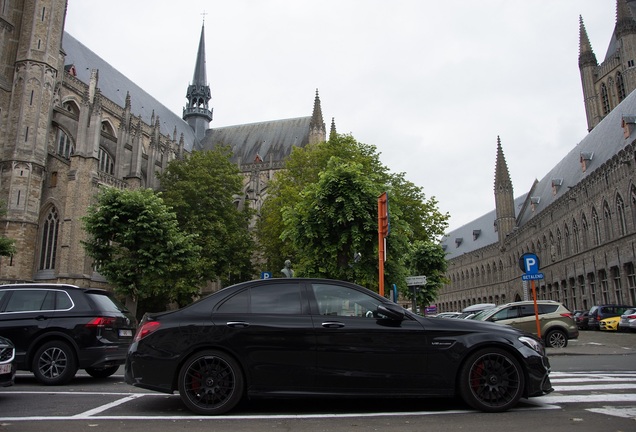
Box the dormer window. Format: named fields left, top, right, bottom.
left=472, top=230, right=481, bottom=240
left=551, top=178, right=563, bottom=196
left=622, top=115, right=636, bottom=139
left=530, top=197, right=540, bottom=212
left=580, top=152, right=594, bottom=172
left=455, top=238, right=463, bottom=247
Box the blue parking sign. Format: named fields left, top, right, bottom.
left=519, top=253, right=540, bottom=274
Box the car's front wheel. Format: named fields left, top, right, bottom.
left=545, top=329, right=568, bottom=348
left=85, top=365, right=119, bottom=379
left=32, top=340, right=78, bottom=385
left=178, top=350, right=244, bottom=415
left=458, top=348, right=524, bottom=412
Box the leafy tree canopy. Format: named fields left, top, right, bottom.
left=82, top=187, right=201, bottom=316
left=257, top=133, right=449, bottom=299
left=158, top=147, right=254, bottom=286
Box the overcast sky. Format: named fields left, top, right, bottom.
left=64, top=0, right=617, bottom=233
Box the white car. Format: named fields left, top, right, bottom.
left=619, top=308, right=636, bottom=332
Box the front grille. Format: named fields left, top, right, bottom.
left=0, top=346, right=15, bottom=363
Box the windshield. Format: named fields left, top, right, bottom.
left=471, top=307, right=497, bottom=321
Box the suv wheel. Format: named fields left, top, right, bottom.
left=544, top=329, right=568, bottom=348
left=32, top=341, right=78, bottom=385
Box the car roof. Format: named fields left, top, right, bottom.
left=0, top=283, right=109, bottom=294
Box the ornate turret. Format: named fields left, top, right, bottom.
left=578, top=15, right=600, bottom=132
left=494, top=137, right=516, bottom=245
left=309, top=89, right=326, bottom=144
left=183, top=23, right=213, bottom=141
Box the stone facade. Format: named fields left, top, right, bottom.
left=437, top=0, right=636, bottom=312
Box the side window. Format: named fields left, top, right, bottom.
left=538, top=304, right=558, bottom=314
left=4, top=290, right=48, bottom=312
left=311, top=283, right=379, bottom=318
left=520, top=305, right=536, bottom=317
left=250, top=284, right=302, bottom=314
left=55, top=291, right=73, bottom=310
left=217, top=290, right=249, bottom=313
left=492, top=306, right=518, bottom=321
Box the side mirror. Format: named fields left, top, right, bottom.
left=377, top=303, right=405, bottom=321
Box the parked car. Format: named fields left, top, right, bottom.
left=573, top=310, right=589, bottom=330
left=455, top=303, right=496, bottom=319
left=434, top=312, right=462, bottom=318
left=0, top=283, right=137, bottom=385
left=599, top=316, right=621, bottom=331
left=619, top=308, right=636, bottom=332
left=125, top=278, right=553, bottom=415
left=0, top=336, right=15, bottom=387
left=588, top=305, right=634, bottom=330
left=471, top=300, right=578, bottom=348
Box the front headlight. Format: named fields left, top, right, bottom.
left=519, top=336, right=545, bottom=356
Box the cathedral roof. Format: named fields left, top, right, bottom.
left=441, top=79, right=636, bottom=259
left=61, top=32, right=199, bottom=151
left=201, top=117, right=312, bottom=164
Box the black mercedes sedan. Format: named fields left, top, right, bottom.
left=125, top=278, right=552, bottom=415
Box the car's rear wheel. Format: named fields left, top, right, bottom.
left=32, top=340, right=78, bottom=385
left=459, top=348, right=524, bottom=412
left=178, top=350, right=244, bottom=415
left=85, top=365, right=119, bottom=379
left=545, top=329, right=568, bottom=348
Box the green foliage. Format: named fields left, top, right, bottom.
left=405, top=240, right=449, bottom=306
left=158, top=147, right=255, bottom=285
left=81, top=187, right=201, bottom=312
left=0, top=201, right=15, bottom=257
left=257, top=133, right=450, bottom=297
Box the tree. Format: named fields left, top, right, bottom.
left=257, top=133, right=449, bottom=295
left=158, top=147, right=254, bottom=286
left=406, top=240, right=449, bottom=307
left=0, top=201, right=16, bottom=257
left=82, top=187, right=201, bottom=317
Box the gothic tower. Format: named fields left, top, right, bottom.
left=183, top=23, right=212, bottom=142
left=579, top=0, right=636, bottom=131
left=493, top=137, right=516, bottom=245
left=308, top=89, right=326, bottom=144
left=0, top=0, right=67, bottom=280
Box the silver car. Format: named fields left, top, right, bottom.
left=619, top=308, right=636, bottom=332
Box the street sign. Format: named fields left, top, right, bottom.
left=519, top=253, right=540, bottom=274
left=261, top=271, right=272, bottom=279
left=406, top=275, right=427, bottom=286
left=522, top=272, right=544, bottom=281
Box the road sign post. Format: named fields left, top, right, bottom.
left=519, top=253, right=543, bottom=338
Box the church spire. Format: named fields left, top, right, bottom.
left=309, top=89, right=326, bottom=144
left=493, top=137, right=516, bottom=245
left=183, top=22, right=213, bottom=141
left=578, top=15, right=597, bottom=68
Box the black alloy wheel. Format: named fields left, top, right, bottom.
left=32, top=340, right=78, bottom=385
left=459, top=348, right=524, bottom=412
left=178, top=350, right=244, bottom=415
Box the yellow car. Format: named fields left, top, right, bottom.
left=599, top=316, right=621, bottom=331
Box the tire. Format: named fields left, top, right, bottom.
left=178, top=350, right=244, bottom=415
left=85, top=365, right=119, bottom=379
left=32, top=340, right=78, bottom=385
left=545, top=329, right=568, bottom=348
left=458, top=348, right=524, bottom=412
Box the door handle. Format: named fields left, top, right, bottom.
left=226, top=321, right=250, bottom=328
left=321, top=321, right=345, bottom=328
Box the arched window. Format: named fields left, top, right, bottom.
left=617, top=193, right=627, bottom=236
left=592, top=207, right=602, bottom=245
left=581, top=213, right=589, bottom=250
left=572, top=219, right=580, bottom=254
left=56, top=127, right=74, bottom=160
left=603, top=200, right=613, bottom=241
left=617, top=72, right=626, bottom=102
left=601, top=83, right=610, bottom=115
left=564, top=224, right=571, bottom=256
left=98, top=146, right=114, bottom=175
left=39, top=207, right=59, bottom=271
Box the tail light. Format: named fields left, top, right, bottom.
left=134, top=321, right=161, bottom=342
left=626, top=314, right=636, bottom=319
left=560, top=313, right=572, bottom=318
left=86, top=317, right=117, bottom=327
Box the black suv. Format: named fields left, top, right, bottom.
left=0, top=283, right=136, bottom=385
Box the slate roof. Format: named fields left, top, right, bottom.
left=61, top=32, right=199, bottom=152
left=441, top=79, right=636, bottom=260
left=201, top=117, right=311, bottom=164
